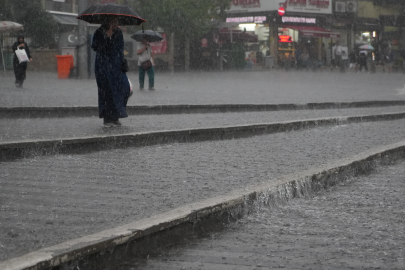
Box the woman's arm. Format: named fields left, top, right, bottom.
left=117, top=30, right=125, bottom=60
left=91, top=29, right=102, bottom=52
left=137, top=43, right=148, bottom=55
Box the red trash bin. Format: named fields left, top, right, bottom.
left=55, top=55, right=74, bottom=79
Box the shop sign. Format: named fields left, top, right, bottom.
left=232, top=0, right=261, bottom=8
left=150, top=33, right=167, bottom=54
left=227, top=0, right=278, bottom=13
left=226, top=16, right=266, bottom=23
left=278, top=35, right=293, bottom=42
left=282, top=16, right=316, bottom=23
left=280, top=0, right=332, bottom=14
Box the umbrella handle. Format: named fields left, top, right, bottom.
left=142, top=23, right=144, bottom=33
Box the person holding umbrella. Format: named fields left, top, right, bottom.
left=132, top=30, right=163, bottom=91
left=12, top=35, right=33, bottom=88
left=91, top=17, right=131, bottom=127
left=78, top=3, right=146, bottom=127
left=137, top=37, right=155, bottom=91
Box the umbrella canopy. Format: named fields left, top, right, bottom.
left=359, top=44, right=374, bottom=50
left=0, top=21, right=24, bottom=33
left=131, top=30, right=163, bottom=42
left=77, top=4, right=146, bottom=26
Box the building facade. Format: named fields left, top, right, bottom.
left=217, top=0, right=336, bottom=68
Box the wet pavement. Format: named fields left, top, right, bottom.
left=1, top=70, right=405, bottom=107
left=1, top=119, right=405, bottom=262
left=127, top=160, right=405, bottom=270
left=1, top=106, right=405, bottom=142
left=1, top=70, right=405, bottom=268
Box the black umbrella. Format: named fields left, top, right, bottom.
left=77, top=3, right=146, bottom=26
left=131, top=30, right=164, bottom=42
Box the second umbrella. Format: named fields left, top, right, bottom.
left=131, top=30, right=163, bottom=42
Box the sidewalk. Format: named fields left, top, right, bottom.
left=2, top=69, right=405, bottom=269
left=131, top=160, right=405, bottom=270
left=1, top=106, right=405, bottom=143
left=1, top=119, right=405, bottom=263
left=1, top=70, right=405, bottom=107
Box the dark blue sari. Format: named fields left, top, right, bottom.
left=92, top=27, right=130, bottom=120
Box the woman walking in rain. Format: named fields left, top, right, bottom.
left=137, top=37, right=155, bottom=90
left=12, top=36, right=33, bottom=88
left=91, top=17, right=132, bottom=127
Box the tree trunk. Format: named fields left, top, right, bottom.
left=185, top=37, right=190, bottom=71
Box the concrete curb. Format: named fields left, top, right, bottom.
left=2, top=100, right=405, bottom=118
left=2, top=140, right=405, bottom=270
left=1, top=111, right=405, bottom=162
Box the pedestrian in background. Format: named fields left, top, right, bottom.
left=91, top=17, right=131, bottom=127
left=12, top=36, right=33, bottom=88
left=334, top=41, right=343, bottom=71
left=358, top=51, right=368, bottom=72
left=137, top=37, right=155, bottom=90
left=321, top=43, right=327, bottom=64
left=348, top=49, right=357, bottom=72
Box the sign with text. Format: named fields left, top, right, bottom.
left=278, top=35, right=292, bottom=42
left=226, top=16, right=266, bottom=23
left=282, top=16, right=316, bottom=23
left=281, top=0, right=332, bottom=14
left=227, top=0, right=278, bottom=13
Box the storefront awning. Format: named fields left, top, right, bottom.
left=284, top=25, right=340, bottom=39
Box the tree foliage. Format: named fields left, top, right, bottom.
left=1, top=0, right=57, bottom=48
left=134, top=0, right=230, bottom=39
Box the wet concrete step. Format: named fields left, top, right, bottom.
left=1, top=110, right=405, bottom=161
left=1, top=119, right=405, bottom=267
left=127, top=160, right=405, bottom=270
left=2, top=100, right=405, bottom=118
left=2, top=106, right=405, bottom=143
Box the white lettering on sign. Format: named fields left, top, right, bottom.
left=287, top=0, right=330, bottom=8
left=288, top=0, right=306, bottom=5
left=308, top=0, right=330, bottom=8
left=232, top=0, right=261, bottom=8
left=226, top=16, right=266, bottom=23
left=281, top=0, right=331, bottom=14
left=282, top=16, right=316, bottom=23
